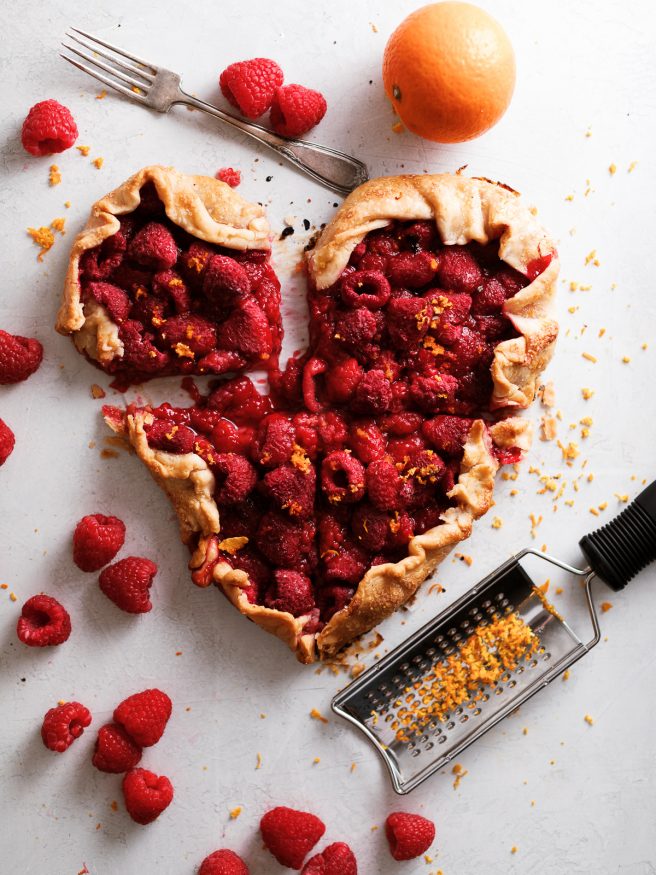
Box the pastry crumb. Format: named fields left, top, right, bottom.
left=628, top=161, right=638, bottom=173
left=511, top=846, right=518, bottom=854
left=64, top=200, right=71, bottom=208
left=622, top=355, right=631, bottom=363
left=218, top=536, right=248, bottom=555
left=454, top=552, right=473, bottom=566
left=581, top=387, right=594, bottom=400
left=540, top=415, right=558, bottom=441
left=312, top=757, right=321, bottom=765
left=452, top=762, right=468, bottom=789
left=563, top=670, right=570, bottom=681
left=255, top=752, right=262, bottom=770
left=491, top=516, right=503, bottom=529
left=608, top=163, right=617, bottom=175
left=582, top=352, right=597, bottom=363
left=90, top=384, right=106, bottom=399
left=350, top=762, right=357, bottom=772
left=584, top=714, right=594, bottom=725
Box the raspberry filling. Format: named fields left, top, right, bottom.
left=77, top=183, right=282, bottom=387
left=124, top=221, right=538, bottom=633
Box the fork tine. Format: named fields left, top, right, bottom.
left=65, top=31, right=154, bottom=82
left=60, top=53, right=149, bottom=103
left=68, top=26, right=158, bottom=74
left=62, top=42, right=151, bottom=93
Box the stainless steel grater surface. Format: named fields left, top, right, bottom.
left=332, top=549, right=594, bottom=794
left=332, top=479, right=656, bottom=794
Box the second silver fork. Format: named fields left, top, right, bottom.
left=61, top=27, right=369, bottom=195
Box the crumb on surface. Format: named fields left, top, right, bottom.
left=49, top=164, right=61, bottom=186
left=563, top=670, right=570, bottom=681
left=77, top=145, right=91, bottom=156
left=491, top=516, right=503, bottom=529
left=511, top=846, right=518, bottom=854
left=628, top=161, right=638, bottom=172
left=584, top=714, right=594, bottom=725
left=92, top=157, right=104, bottom=169
left=609, top=163, right=617, bottom=175
left=90, top=384, right=106, bottom=399
left=96, top=90, right=107, bottom=99
left=581, top=387, right=594, bottom=400
left=582, top=352, right=597, bottom=363
left=256, top=752, right=262, bottom=770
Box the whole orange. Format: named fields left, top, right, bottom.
left=382, top=1, right=516, bottom=143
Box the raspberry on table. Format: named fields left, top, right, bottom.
left=92, top=723, right=142, bottom=773
left=99, top=556, right=158, bottom=613
left=215, top=167, right=242, bottom=188
left=0, top=418, right=15, bottom=466
left=41, top=701, right=92, bottom=753
left=384, top=811, right=436, bottom=861
left=220, top=58, right=284, bottom=119
left=113, top=688, right=172, bottom=747
left=16, top=594, right=72, bottom=647
left=301, top=842, right=358, bottom=875
left=260, top=806, right=326, bottom=869
left=0, top=329, right=43, bottom=384
left=270, top=84, right=327, bottom=137
left=122, top=767, right=174, bottom=825
left=21, top=99, right=78, bottom=156
left=73, top=513, right=126, bottom=572
left=198, top=849, right=250, bottom=875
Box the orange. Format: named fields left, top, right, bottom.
left=382, top=2, right=516, bottom=143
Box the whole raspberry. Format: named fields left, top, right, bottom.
left=472, top=276, right=506, bottom=315
left=387, top=251, right=438, bottom=288
left=350, top=505, right=389, bottom=552
left=202, top=255, right=252, bottom=306
left=351, top=369, right=392, bottom=415
left=385, top=812, right=435, bottom=861
left=128, top=222, right=178, bottom=270
left=256, top=512, right=316, bottom=570
left=317, top=411, right=349, bottom=452
left=270, top=84, right=327, bottom=137
left=122, top=767, right=174, bottom=825
left=422, top=415, right=474, bottom=456
left=301, top=842, right=358, bottom=875
left=0, top=418, right=15, bottom=466
left=254, top=414, right=296, bottom=467
left=99, top=556, right=158, bottom=614
left=80, top=232, right=126, bottom=280
left=92, top=722, right=142, bottom=773
left=152, top=270, right=191, bottom=313
left=0, top=330, right=43, bottom=384
left=324, top=357, right=363, bottom=404
left=265, top=569, right=315, bottom=617
left=16, top=593, right=71, bottom=646
left=340, top=270, right=391, bottom=310
left=41, top=701, right=92, bottom=753
left=321, top=451, right=365, bottom=504
left=387, top=297, right=432, bottom=346
left=261, top=464, right=316, bottom=517
left=436, top=245, right=483, bottom=294
left=160, top=314, right=218, bottom=357
left=199, top=849, right=250, bottom=875
left=349, top=421, right=387, bottom=463
left=495, top=265, right=528, bottom=298
left=216, top=299, right=274, bottom=358
left=119, top=320, right=171, bottom=373
left=215, top=167, right=242, bottom=188
left=73, top=513, right=126, bottom=572
left=21, top=99, right=78, bottom=156
left=86, top=281, right=131, bottom=323
left=335, top=308, right=379, bottom=349
left=114, top=688, right=172, bottom=747
left=213, top=453, right=258, bottom=505
left=409, top=373, right=459, bottom=413
left=220, top=58, right=284, bottom=119
left=317, top=581, right=358, bottom=615
left=146, top=419, right=197, bottom=455
left=260, top=806, right=326, bottom=869
left=366, top=459, right=402, bottom=511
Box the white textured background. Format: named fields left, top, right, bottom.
left=1, top=2, right=655, bottom=873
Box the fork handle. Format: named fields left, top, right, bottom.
left=180, top=92, right=369, bottom=196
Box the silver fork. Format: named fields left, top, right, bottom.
left=61, top=28, right=369, bottom=195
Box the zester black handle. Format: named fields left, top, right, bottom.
left=579, top=480, right=656, bottom=591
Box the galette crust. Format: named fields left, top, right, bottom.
left=308, top=173, right=559, bottom=410
left=55, top=165, right=271, bottom=362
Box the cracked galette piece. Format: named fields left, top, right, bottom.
left=102, top=173, right=558, bottom=663
left=56, top=165, right=282, bottom=387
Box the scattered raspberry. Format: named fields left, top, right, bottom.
left=301, top=842, right=358, bottom=875
left=216, top=167, right=242, bottom=187
left=21, top=99, right=78, bottom=156
left=384, top=812, right=436, bottom=861
left=264, top=569, right=315, bottom=617
left=199, top=849, right=250, bottom=875
left=260, top=806, right=326, bottom=869
left=0, top=418, right=15, bottom=466
left=99, top=557, right=158, bottom=614
left=16, top=594, right=72, bottom=647
left=128, top=222, right=178, bottom=270
left=41, top=701, right=92, bottom=753
left=270, top=84, right=327, bottom=137
left=122, top=767, right=174, bottom=825
left=220, top=58, right=284, bottom=119
left=113, top=688, right=172, bottom=747
left=0, top=329, right=43, bottom=384
left=203, top=255, right=252, bottom=306
left=73, top=514, right=126, bottom=572
left=92, top=723, right=142, bottom=773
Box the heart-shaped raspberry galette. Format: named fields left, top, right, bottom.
left=60, top=168, right=559, bottom=663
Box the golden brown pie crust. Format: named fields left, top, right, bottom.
left=55, top=165, right=270, bottom=363
left=101, top=171, right=557, bottom=664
